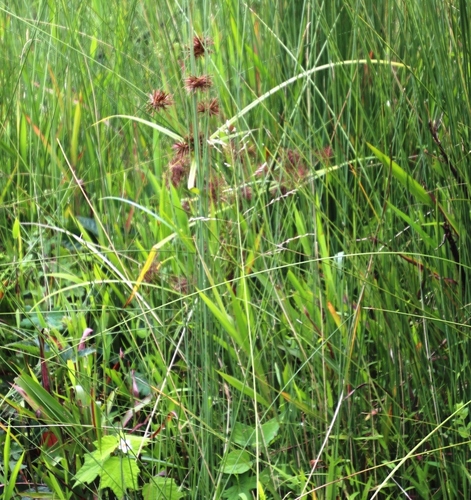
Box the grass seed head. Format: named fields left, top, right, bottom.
left=147, top=89, right=174, bottom=113
left=197, top=97, right=220, bottom=116
left=192, top=36, right=213, bottom=59
left=169, top=158, right=189, bottom=187
left=172, top=139, right=192, bottom=159
left=184, top=75, right=212, bottom=93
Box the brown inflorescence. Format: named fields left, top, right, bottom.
left=184, top=75, right=212, bottom=93
left=172, top=139, right=192, bottom=159
left=192, top=36, right=213, bottom=59
left=209, top=176, right=223, bottom=204
left=197, top=98, right=220, bottom=116
left=168, top=157, right=189, bottom=188
left=315, top=144, right=334, bottom=162
left=147, top=90, right=174, bottom=113
left=284, top=148, right=308, bottom=179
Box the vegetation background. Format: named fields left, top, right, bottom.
left=1, top=0, right=471, bottom=498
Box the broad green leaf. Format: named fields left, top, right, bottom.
left=286, top=270, right=312, bottom=302
left=293, top=206, right=312, bottom=257
left=233, top=422, right=255, bottom=447
left=222, top=450, right=253, bottom=475
left=94, top=435, right=121, bottom=458
left=261, top=418, right=280, bottom=445
left=232, top=419, right=280, bottom=447
left=142, top=476, right=184, bottom=500
left=315, top=193, right=335, bottom=301
left=280, top=391, right=317, bottom=416
left=222, top=474, right=257, bottom=499
left=116, top=434, right=150, bottom=454
left=100, top=456, right=140, bottom=498
left=73, top=452, right=103, bottom=486
left=76, top=216, right=99, bottom=236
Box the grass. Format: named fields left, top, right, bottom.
left=1, top=0, right=471, bottom=498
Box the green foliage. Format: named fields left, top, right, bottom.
left=1, top=0, right=471, bottom=498
left=73, top=434, right=158, bottom=498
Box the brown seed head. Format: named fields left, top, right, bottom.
left=147, top=90, right=174, bottom=113
left=170, top=276, right=189, bottom=294
left=143, top=262, right=160, bottom=283
left=192, top=36, right=213, bottom=59
left=285, top=149, right=302, bottom=170
left=197, top=98, right=220, bottom=116
left=184, top=75, right=212, bottom=93
left=284, top=149, right=308, bottom=180
left=241, top=186, right=252, bottom=202
left=168, top=158, right=189, bottom=187
left=315, top=145, right=334, bottom=162
left=172, top=139, right=192, bottom=159
left=208, top=175, right=226, bottom=204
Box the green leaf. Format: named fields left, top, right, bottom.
left=367, top=143, right=433, bottom=206
left=4, top=451, right=25, bottom=500
left=20, top=310, right=66, bottom=331
left=14, top=374, right=74, bottom=424
left=261, top=418, right=280, bottom=446
left=73, top=436, right=120, bottom=487
left=233, top=422, right=255, bottom=447
left=76, top=216, right=99, bottom=236
left=12, top=218, right=20, bottom=239
left=232, top=419, right=280, bottom=447
left=387, top=201, right=436, bottom=248
left=94, top=435, right=121, bottom=459
left=200, top=292, right=247, bottom=354
left=116, top=433, right=150, bottom=454
left=95, top=115, right=183, bottom=142
left=142, top=476, right=184, bottom=500
left=73, top=453, right=103, bottom=487
left=100, top=456, right=140, bottom=498
left=217, top=371, right=270, bottom=408
left=367, top=143, right=460, bottom=235
left=222, top=450, right=253, bottom=475
left=222, top=474, right=257, bottom=499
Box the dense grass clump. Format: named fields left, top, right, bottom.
left=1, top=0, right=471, bottom=498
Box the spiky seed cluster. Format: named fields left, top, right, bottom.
left=192, top=36, right=213, bottom=59
left=171, top=135, right=196, bottom=159
left=170, top=276, right=189, bottom=294
left=147, top=90, right=173, bottom=113
left=172, top=140, right=191, bottom=159
left=284, top=149, right=308, bottom=179
left=184, top=75, right=212, bottom=93
left=240, top=186, right=252, bottom=202
left=143, top=263, right=160, bottom=283
left=197, top=98, right=220, bottom=116
left=172, top=134, right=204, bottom=159
left=285, top=149, right=302, bottom=170
left=315, top=145, right=334, bottom=162
left=169, top=159, right=188, bottom=188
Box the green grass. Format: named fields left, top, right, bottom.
left=1, top=0, right=471, bottom=498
